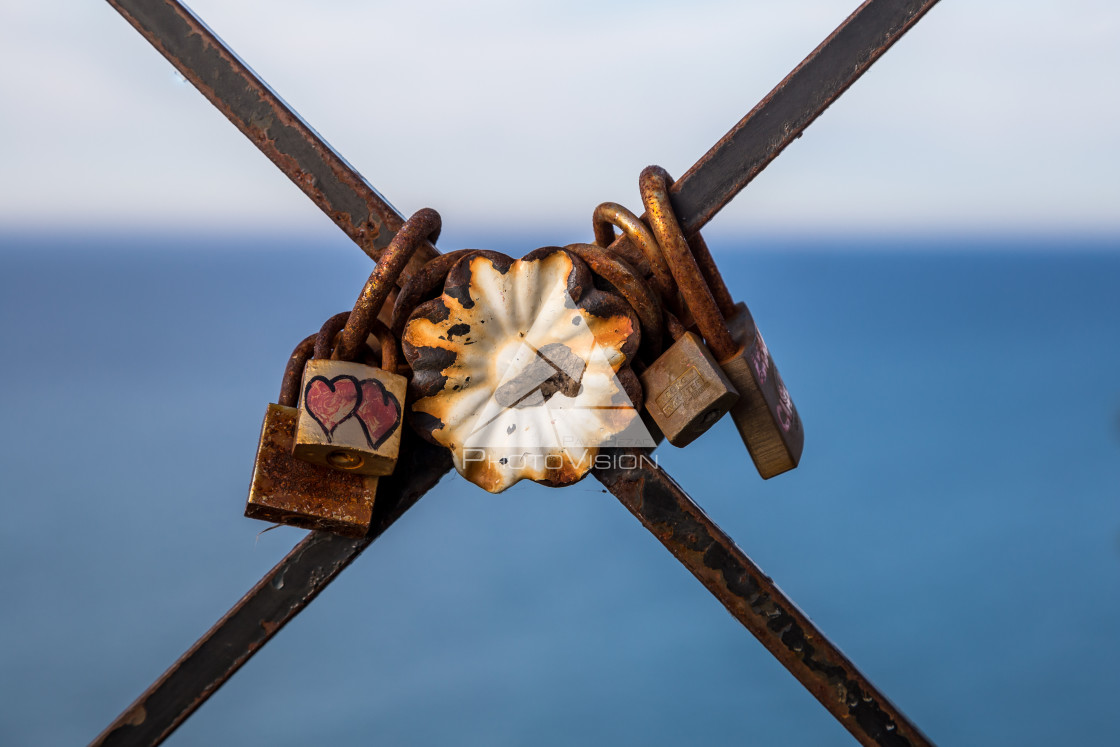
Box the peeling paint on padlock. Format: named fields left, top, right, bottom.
left=403, top=248, right=652, bottom=493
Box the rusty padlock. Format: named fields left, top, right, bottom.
left=640, top=166, right=803, bottom=478
left=292, top=209, right=441, bottom=476
left=245, top=334, right=379, bottom=537
left=688, top=231, right=804, bottom=465
left=639, top=311, right=739, bottom=447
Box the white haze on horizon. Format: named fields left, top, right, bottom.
left=0, top=0, right=1117, bottom=240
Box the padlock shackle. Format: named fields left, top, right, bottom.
left=640, top=166, right=738, bottom=363
left=313, top=311, right=351, bottom=361
left=663, top=309, right=687, bottom=342
left=369, top=318, right=400, bottom=375
left=687, top=232, right=737, bottom=321
left=313, top=310, right=399, bottom=374
left=337, top=208, right=442, bottom=362
left=279, top=333, right=317, bottom=407
left=592, top=202, right=678, bottom=313
left=562, top=242, right=663, bottom=358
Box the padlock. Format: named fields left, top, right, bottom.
left=245, top=333, right=379, bottom=537
left=721, top=299, right=803, bottom=474
left=686, top=225, right=803, bottom=475
left=292, top=209, right=440, bottom=476
left=292, top=312, right=407, bottom=476
left=639, top=311, right=739, bottom=449
left=640, top=165, right=803, bottom=478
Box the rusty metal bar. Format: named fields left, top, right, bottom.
left=91, top=435, right=452, bottom=747
left=668, top=0, right=941, bottom=234
left=596, top=454, right=933, bottom=747
left=105, top=0, right=437, bottom=271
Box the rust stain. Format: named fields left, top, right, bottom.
left=123, top=704, right=146, bottom=727
left=245, top=405, right=377, bottom=537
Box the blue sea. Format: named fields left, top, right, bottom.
left=1, top=233, right=1118, bottom=745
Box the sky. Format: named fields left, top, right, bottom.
left=1, top=0, right=1118, bottom=239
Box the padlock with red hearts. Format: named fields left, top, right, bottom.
left=292, top=209, right=441, bottom=477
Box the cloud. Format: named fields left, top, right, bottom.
left=0, top=0, right=1117, bottom=237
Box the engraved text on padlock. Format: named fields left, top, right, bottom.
left=640, top=331, right=739, bottom=447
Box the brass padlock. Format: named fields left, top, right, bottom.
left=640, top=165, right=803, bottom=478
left=292, top=312, right=407, bottom=476
left=640, top=328, right=739, bottom=448
left=639, top=312, right=739, bottom=451
left=245, top=334, right=379, bottom=537
left=685, top=232, right=804, bottom=476
left=721, top=300, right=803, bottom=476
left=293, top=209, right=441, bottom=476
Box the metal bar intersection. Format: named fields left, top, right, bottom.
left=93, top=1, right=941, bottom=745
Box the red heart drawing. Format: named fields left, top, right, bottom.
left=304, top=375, right=360, bottom=442
left=355, top=378, right=402, bottom=450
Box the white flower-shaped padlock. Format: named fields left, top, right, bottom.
left=402, top=247, right=648, bottom=493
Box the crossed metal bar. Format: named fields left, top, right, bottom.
left=93, top=1, right=941, bottom=745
